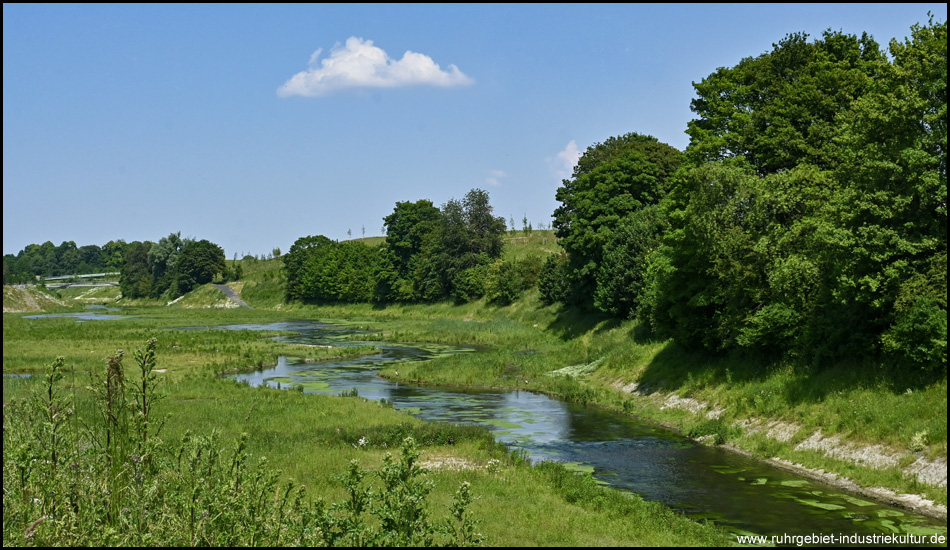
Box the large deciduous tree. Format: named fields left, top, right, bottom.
left=552, top=133, right=683, bottom=308
left=148, top=232, right=187, bottom=297
left=283, top=235, right=335, bottom=302
left=176, top=239, right=225, bottom=295
left=686, top=30, right=885, bottom=174
left=119, top=241, right=154, bottom=299
left=383, top=200, right=442, bottom=279
left=646, top=19, right=946, bottom=370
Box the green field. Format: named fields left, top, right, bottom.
left=2, top=289, right=732, bottom=546
left=3, top=238, right=946, bottom=545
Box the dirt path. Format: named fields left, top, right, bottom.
left=213, top=284, right=251, bottom=308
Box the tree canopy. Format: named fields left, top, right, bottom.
left=551, top=133, right=683, bottom=308
left=640, top=18, right=947, bottom=370
left=284, top=188, right=512, bottom=306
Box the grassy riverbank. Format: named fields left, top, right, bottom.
left=3, top=299, right=733, bottom=546
left=255, top=294, right=948, bottom=513
left=223, top=246, right=947, bottom=514
left=3, top=243, right=946, bottom=544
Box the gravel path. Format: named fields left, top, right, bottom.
left=213, top=284, right=251, bottom=308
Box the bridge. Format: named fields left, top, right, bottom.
left=42, top=272, right=121, bottom=289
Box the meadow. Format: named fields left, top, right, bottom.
left=2, top=296, right=733, bottom=546
left=3, top=233, right=946, bottom=545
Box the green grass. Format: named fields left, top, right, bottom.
left=502, top=229, right=562, bottom=260
left=4, top=230, right=946, bottom=542
left=2, top=303, right=733, bottom=546
left=50, top=284, right=122, bottom=304
left=218, top=253, right=946, bottom=508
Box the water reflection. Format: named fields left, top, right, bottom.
left=220, top=320, right=946, bottom=539
left=24, top=304, right=130, bottom=321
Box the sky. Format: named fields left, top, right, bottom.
left=4, top=3, right=946, bottom=258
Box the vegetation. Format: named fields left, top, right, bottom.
left=3, top=14, right=946, bottom=547
left=2, top=343, right=485, bottom=546
left=551, top=132, right=684, bottom=310
left=120, top=233, right=228, bottom=301
left=283, top=188, right=521, bottom=306
left=4, top=239, right=127, bottom=284
left=548, top=18, right=947, bottom=373
left=2, top=309, right=735, bottom=547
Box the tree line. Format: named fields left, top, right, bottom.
left=6, top=18, right=943, bottom=372
left=284, top=188, right=541, bottom=306
left=119, top=233, right=228, bottom=299
left=3, top=240, right=128, bottom=283
left=3, top=233, right=229, bottom=301
left=541, top=19, right=946, bottom=371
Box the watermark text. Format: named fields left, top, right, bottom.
left=736, top=533, right=946, bottom=546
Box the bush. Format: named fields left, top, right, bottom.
left=452, top=265, right=489, bottom=304
left=537, top=254, right=571, bottom=306
left=485, top=259, right=523, bottom=306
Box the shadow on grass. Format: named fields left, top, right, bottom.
left=634, top=341, right=945, bottom=406
left=545, top=304, right=620, bottom=340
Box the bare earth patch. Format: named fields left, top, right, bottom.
left=3, top=285, right=69, bottom=313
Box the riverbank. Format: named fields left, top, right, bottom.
left=287, top=294, right=946, bottom=520
left=2, top=305, right=736, bottom=546
left=4, top=280, right=946, bottom=542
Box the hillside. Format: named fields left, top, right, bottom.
left=3, top=285, right=71, bottom=313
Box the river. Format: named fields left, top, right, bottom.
left=218, top=320, right=947, bottom=540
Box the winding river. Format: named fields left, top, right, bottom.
left=215, top=320, right=948, bottom=540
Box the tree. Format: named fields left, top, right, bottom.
left=594, top=205, right=669, bottom=319
left=538, top=253, right=571, bottom=306
left=55, top=241, right=80, bottom=276
left=176, top=240, right=225, bottom=295
left=147, top=232, right=187, bottom=297
left=78, top=244, right=103, bottom=274
left=101, top=240, right=127, bottom=271
left=283, top=235, right=334, bottom=301
left=645, top=18, right=947, bottom=369
left=686, top=30, right=885, bottom=174
left=383, top=200, right=442, bottom=279
left=436, top=189, right=507, bottom=300
left=823, top=17, right=947, bottom=368
left=119, top=241, right=154, bottom=299
left=461, top=188, right=506, bottom=259
left=381, top=190, right=505, bottom=303
left=553, top=133, right=683, bottom=308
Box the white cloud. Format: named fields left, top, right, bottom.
left=547, top=140, right=580, bottom=181
left=278, top=37, right=474, bottom=97
left=485, top=169, right=508, bottom=187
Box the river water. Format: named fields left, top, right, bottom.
left=217, top=320, right=947, bottom=540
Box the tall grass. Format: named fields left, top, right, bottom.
left=2, top=341, right=485, bottom=547
left=3, top=309, right=733, bottom=546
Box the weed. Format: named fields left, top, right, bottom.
left=911, top=430, right=929, bottom=453
left=2, top=341, right=484, bottom=547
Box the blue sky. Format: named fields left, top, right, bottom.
left=4, top=4, right=946, bottom=258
